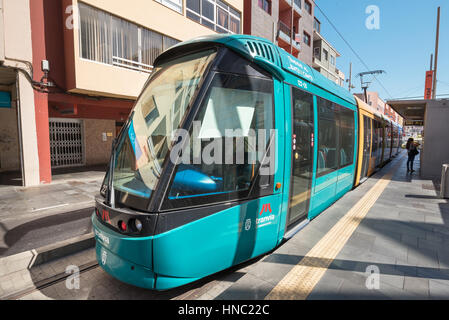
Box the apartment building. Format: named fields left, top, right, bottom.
left=0, top=0, right=243, bottom=187
left=244, top=0, right=303, bottom=59
left=298, top=0, right=314, bottom=65
left=244, top=1, right=345, bottom=87
left=355, top=91, right=400, bottom=123
left=312, top=17, right=345, bottom=86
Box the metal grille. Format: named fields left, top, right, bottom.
left=49, top=119, right=84, bottom=168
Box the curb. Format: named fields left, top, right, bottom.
left=32, top=233, right=95, bottom=267
left=0, top=233, right=95, bottom=277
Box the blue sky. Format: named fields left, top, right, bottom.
left=314, top=0, right=449, bottom=101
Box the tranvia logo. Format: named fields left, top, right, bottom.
left=257, top=203, right=275, bottom=228
left=102, top=210, right=111, bottom=223
left=101, top=249, right=108, bottom=266
left=259, top=203, right=272, bottom=215
left=245, top=219, right=251, bottom=231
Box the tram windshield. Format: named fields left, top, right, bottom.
left=111, top=49, right=217, bottom=207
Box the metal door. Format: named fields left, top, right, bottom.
left=49, top=118, right=84, bottom=168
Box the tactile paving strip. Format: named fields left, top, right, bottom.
left=265, top=157, right=403, bottom=300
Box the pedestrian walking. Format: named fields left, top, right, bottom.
left=406, top=138, right=419, bottom=173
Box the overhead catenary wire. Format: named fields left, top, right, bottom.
left=312, top=0, right=394, bottom=99
left=388, top=93, right=449, bottom=100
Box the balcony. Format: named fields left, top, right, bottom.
left=312, top=56, right=323, bottom=69
left=277, top=21, right=300, bottom=55
left=293, top=0, right=302, bottom=15
left=112, top=56, right=154, bottom=74
left=278, top=20, right=292, bottom=44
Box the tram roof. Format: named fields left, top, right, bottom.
left=156, top=34, right=356, bottom=105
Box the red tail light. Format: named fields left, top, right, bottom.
left=119, top=220, right=127, bottom=232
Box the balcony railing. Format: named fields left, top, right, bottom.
left=112, top=56, right=154, bottom=74
left=278, top=21, right=291, bottom=38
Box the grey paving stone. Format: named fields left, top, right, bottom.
left=246, top=261, right=292, bottom=286
left=345, top=231, right=376, bottom=251
left=425, top=232, right=444, bottom=243
left=403, top=276, right=429, bottom=297
left=336, top=273, right=388, bottom=300
left=276, top=238, right=313, bottom=257
left=418, top=237, right=445, bottom=252
left=407, top=246, right=439, bottom=268
left=379, top=272, right=405, bottom=290
left=307, top=271, right=344, bottom=300
left=398, top=211, right=426, bottom=223
left=378, top=282, right=421, bottom=300
left=336, top=243, right=371, bottom=261
left=401, top=234, right=418, bottom=247
left=371, top=238, right=408, bottom=261
left=215, top=273, right=273, bottom=300
left=429, top=279, right=449, bottom=299
left=416, top=266, right=449, bottom=282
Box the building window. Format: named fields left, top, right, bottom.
left=79, top=3, right=179, bottom=73
left=323, top=49, right=328, bottom=61
left=154, top=0, right=183, bottom=13
left=330, top=55, right=335, bottom=66
left=314, top=18, right=321, bottom=33
left=304, top=0, right=312, bottom=15
left=258, top=0, right=271, bottom=15
left=314, top=47, right=321, bottom=60
left=187, top=0, right=241, bottom=34
left=303, top=31, right=311, bottom=46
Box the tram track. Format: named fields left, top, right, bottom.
left=3, top=261, right=99, bottom=300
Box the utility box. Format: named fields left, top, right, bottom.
left=442, top=164, right=449, bottom=199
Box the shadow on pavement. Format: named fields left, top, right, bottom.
left=0, top=208, right=94, bottom=257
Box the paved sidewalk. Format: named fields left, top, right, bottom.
left=0, top=166, right=105, bottom=258
left=6, top=153, right=449, bottom=300
left=208, top=154, right=449, bottom=300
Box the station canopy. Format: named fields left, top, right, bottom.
left=387, top=99, right=427, bottom=126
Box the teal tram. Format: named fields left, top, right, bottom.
left=92, top=34, right=402, bottom=290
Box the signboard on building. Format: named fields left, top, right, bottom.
left=405, top=120, right=424, bottom=126
left=424, top=71, right=434, bottom=100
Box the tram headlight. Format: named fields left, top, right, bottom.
left=133, top=219, right=143, bottom=232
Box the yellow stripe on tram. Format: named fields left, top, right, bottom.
left=265, top=157, right=404, bottom=300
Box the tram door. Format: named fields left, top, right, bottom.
left=360, top=116, right=372, bottom=181
left=287, top=87, right=314, bottom=229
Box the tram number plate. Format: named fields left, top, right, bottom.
left=297, top=80, right=308, bottom=90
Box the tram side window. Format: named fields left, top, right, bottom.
left=167, top=73, right=274, bottom=204
left=317, top=97, right=338, bottom=176
left=338, top=106, right=355, bottom=167
left=371, top=119, right=379, bottom=157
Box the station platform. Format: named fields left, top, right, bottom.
left=4, top=151, right=449, bottom=300
left=200, top=151, right=448, bottom=300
